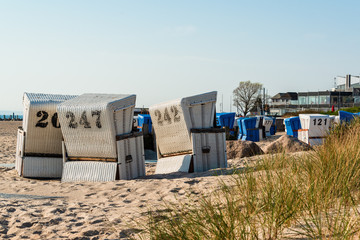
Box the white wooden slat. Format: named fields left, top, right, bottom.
left=22, top=157, right=63, bottom=178
left=191, top=132, right=227, bottom=172
left=15, top=129, right=25, bottom=175
left=155, top=155, right=192, bottom=174
left=61, top=161, right=117, bottom=182
left=117, top=135, right=145, bottom=180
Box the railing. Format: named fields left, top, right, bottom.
left=270, top=102, right=360, bottom=111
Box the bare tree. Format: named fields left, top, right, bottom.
left=233, top=81, right=263, bottom=116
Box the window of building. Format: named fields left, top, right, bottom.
left=343, top=96, right=353, bottom=103
left=298, top=96, right=307, bottom=105
left=319, top=96, right=330, bottom=104
left=308, top=96, right=318, bottom=104
left=354, top=96, right=360, bottom=103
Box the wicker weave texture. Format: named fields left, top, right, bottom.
left=57, top=93, right=136, bottom=158
left=117, top=135, right=145, bottom=180
left=22, top=93, right=77, bottom=154
left=150, top=99, right=192, bottom=155
left=62, top=161, right=118, bottom=182
left=150, top=91, right=216, bottom=156
left=191, top=132, right=227, bottom=172
left=22, top=157, right=63, bottom=178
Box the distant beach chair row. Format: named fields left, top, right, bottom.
left=15, top=91, right=227, bottom=182
left=236, top=116, right=276, bottom=142
left=284, top=110, right=359, bottom=146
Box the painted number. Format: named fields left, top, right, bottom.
left=35, top=111, right=60, bottom=128
left=51, top=113, right=61, bottom=128
left=163, top=108, right=171, bottom=124
left=66, top=112, right=78, bottom=129
left=313, top=118, right=327, bottom=126
left=155, top=106, right=181, bottom=126
left=35, top=111, right=49, bottom=128
left=154, top=110, right=163, bottom=126
left=65, top=110, right=102, bottom=129
left=170, top=106, right=180, bottom=122
left=91, top=110, right=102, bottom=128
left=264, top=120, right=272, bottom=125
left=79, top=111, right=91, bottom=128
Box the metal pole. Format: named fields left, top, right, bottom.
left=222, top=94, right=223, bottom=112
left=230, top=96, right=232, bottom=112
left=262, top=88, right=265, bottom=115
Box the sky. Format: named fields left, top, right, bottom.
left=1, top=0, right=360, bottom=113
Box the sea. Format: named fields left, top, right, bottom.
left=0, top=111, right=23, bottom=120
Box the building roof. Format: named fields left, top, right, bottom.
left=271, top=92, right=298, bottom=100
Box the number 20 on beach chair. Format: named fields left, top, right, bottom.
left=15, top=93, right=77, bottom=178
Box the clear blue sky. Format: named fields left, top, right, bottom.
left=1, top=0, right=359, bottom=112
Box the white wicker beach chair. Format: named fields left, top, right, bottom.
left=298, top=114, right=331, bottom=146
left=15, top=93, right=77, bottom=178
left=57, top=93, right=145, bottom=182
left=149, top=91, right=227, bottom=174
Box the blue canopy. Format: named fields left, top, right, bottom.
left=216, top=112, right=236, bottom=128
left=284, top=116, right=301, bottom=137
left=137, top=114, right=152, bottom=132
left=339, top=111, right=359, bottom=123
left=238, top=117, right=260, bottom=142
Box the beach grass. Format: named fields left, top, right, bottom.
left=136, top=118, right=360, bottom=239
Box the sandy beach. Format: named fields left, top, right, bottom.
left=0, top=122, right=19, bottom=164
left=0, top=121, right=298, bottom=239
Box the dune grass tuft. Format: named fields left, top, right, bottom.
left=136, top=118, right=360, bottom=239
